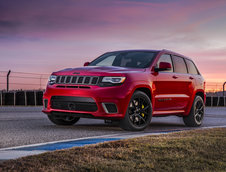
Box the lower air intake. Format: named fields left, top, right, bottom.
left=102, top=103, right=118, bottom=113
left=51, top=96, right=98, bottom=112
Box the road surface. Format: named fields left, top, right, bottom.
left=0, top=107, right=225, bottom=148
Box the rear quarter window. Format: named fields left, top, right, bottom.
left=172, top=55, right=187, bottom=74
left=185, top=59, right=199, bottom=75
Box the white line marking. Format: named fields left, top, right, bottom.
left=200, top=125, right=226, bottom=129
left=0, top=150, right=46, bottom=160
left=0, top=133, right=130, bottom=151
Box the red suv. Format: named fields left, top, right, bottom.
left=43, top=49, right=205, bottom=131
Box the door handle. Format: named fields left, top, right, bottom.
left=172, top=75, right=178, bottom=79
left=189, top=76, right=194, bottom=80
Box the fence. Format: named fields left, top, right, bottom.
left=206, top=82, right=225, bottom=96
left=0, top=70, right=49, bottom=91
left=0, top=70, right=47, bottom=106
left=0, top=70, right=225, bottom=107
left=0, top=90, right=225, bottom=107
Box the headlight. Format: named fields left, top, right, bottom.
left=102, top=77, right=126, bottom=83
left=99, top=76, right=126, bottom=87
left=48, top=75, right=57, bottom=85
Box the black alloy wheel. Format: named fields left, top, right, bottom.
left=194, top=99, right=204, bottom=125
left=183, top=96, right=204, bottom=127
left=120, top=91, right=152, bottom=131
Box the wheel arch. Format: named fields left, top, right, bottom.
left=132, top=85, right=154, bottom=108
left=185, top=90, right=205, bottom=115
left=134, top=87, right=152, bottom=102
left=195, top=91, right=205, bottom=102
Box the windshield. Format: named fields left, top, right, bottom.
left=89, top=51, right=157, bottom=68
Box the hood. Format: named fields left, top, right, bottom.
left=53, top=66, right=146, bottom=76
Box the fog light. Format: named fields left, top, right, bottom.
left=44, top=99, right=48, bottom=109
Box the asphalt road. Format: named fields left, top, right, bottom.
left=0, top=107, right=226, bottom=148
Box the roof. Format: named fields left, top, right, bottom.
left=106, top=49, right=192, bottom=60
left=160, top=49, right=192, bottom=60
left=107, top=49, right=160, bottom=53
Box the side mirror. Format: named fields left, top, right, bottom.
left=154, top=62, right=172, bottom=72
left=84, top=62, right=90, bottom=66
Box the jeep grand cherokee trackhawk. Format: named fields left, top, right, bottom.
left=43, top=49, right=205, bottom=131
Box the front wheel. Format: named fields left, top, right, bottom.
left=183, top=96, right=205, bottom=127
left=48, top=114, right=80, bottom=126
left=120, top=91, right=152, bottom=131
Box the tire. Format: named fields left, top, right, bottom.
left=120, top=91, right=152, bottom=131
left=48, top=114, right=80, bottom=126
left=183, top=96, right=204, bottom=127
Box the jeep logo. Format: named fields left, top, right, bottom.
left=68, top=103, right=76, bottom=110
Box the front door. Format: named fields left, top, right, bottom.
left=153, top=54, right=191, bottom=114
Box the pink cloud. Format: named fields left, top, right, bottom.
left=1, top=0, right=226, bottom=90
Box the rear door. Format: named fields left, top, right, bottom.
left=170, top=55, right=192, bottom=110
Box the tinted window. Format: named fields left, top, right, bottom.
left=89, top=51, right=156, bottom=68
left=172, top=55, right=187, bottom=73
left=157, top=54, right=173, bottom=72
left=185, top=59, right=199, bottom=75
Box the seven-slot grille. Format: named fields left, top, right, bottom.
left=55, top=76, right=99, bottom=85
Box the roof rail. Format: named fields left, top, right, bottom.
left=162, top=49, right=174, bottom=52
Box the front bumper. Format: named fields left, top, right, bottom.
left=42, top=83, right=133, bottom=120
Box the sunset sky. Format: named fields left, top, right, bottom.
left=1, top=0, right=226, bottom=90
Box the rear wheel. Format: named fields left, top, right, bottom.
left=120, top=91, right=152, bottom=131
left=48, top=114, right=80, bottom=125
left=183, top=96, right=204, bottom=127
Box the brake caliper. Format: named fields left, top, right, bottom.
left=141, top=104, right=145, bottom=117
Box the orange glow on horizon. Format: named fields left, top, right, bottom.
left=0, top=0, right=226, bottom=91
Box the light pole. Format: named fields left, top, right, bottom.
left=7, top=70, right=11, bottom=92
left=223, top=82, right=226, bottom=97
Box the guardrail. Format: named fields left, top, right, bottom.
left=0, top=91, right=44, bottom=106
left=0, top=91, right=225, bottom=107
left=205, top=96, right=226, bottom=107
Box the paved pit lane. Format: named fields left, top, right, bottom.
left=0, top=107, right=225, bottom=149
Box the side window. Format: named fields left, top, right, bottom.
left=157, top=54, right=173, bottom=72
left=172, top=55, right=187, bottom=73
left=185, top=59, right=199, bottom=75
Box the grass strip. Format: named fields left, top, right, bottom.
left=0, top=128, right=226, bottom=172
